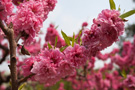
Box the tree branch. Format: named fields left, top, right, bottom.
left=0, top=20, right=9, bottom=35
left=0, top=44, right=9, bottom=64
left=15, top=33, right=22, bottom=43
left=18, top=73, right=35, bottom=85
left=0, top=72, right=11, bottom=85
left=0, top=19, right=18, bottom=90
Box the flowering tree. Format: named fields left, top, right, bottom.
left=0, top=0, right=135, bottom=90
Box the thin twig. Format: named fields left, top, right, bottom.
left=18, top=73, right=35, bottom=85
left=0, top=44, right=9, bottom=64
left=0, top=72, right=11, bottom=85
left=15, top=33, right=22, bottom=43
left=0, top=19, right=9, bottom=35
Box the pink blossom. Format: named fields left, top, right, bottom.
left=58, top=60, right=75, bottom=78
left=18, top=0, right=45, bottom=20
left=58, top=83, right=65, bottom=90
left=7, top=0, right=43, bottom=44
left=122, top=41, right=132, bottom=57
left=63, top=44, right=88, bottom=67
left=96, top=52, right=109, bottom=60
left=112, top=36, right=135, bottom=69
left=31, top=58, right=61, bottom=85
left=45, top=24, right=66, bottom=48
left=0, top=0, right=14, bottom=20
left=82, top=22, right=88, bottom=27
left=34, top=0, right=57, bottom=11
left=96, top=48, right=119, bottom=61
left=31, top=48, right=65, bottom=86
left=82, top=9, right=124, bottom=57
left=25, top=39, right=41, bottom=55
left=39, top=48, right=65, bottom=64
left=0, top=85, right=5, bottom=90
left=123, top=75, right=135, bottom=90
left=34, top=0, right=57, bottom=20
left=22, top=56, right=37, bottom=79
left=12, top=0, right=24, bottom=5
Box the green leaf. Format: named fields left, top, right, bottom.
left=109, top=0, right=116, bottom=10
left=121, top=69, right=127, bottom=78
left=19, top=83, right=26, bottom=90
left=9, top=80, right=12, bottom=86
left=72, top=32, right=75, bottom=47
left=55, top=25, right=59, bottom=29
left=75, top=30, right=82, bottom=43
left=61, top=30, right=71, bottom=46
left=118, top=5, right=121, bottom=11
left=48, top=42, right=52, bottom=49
left=120, top=10, right=135, bottom=19
left=80, top=38, right=82, bottom=45
left=60, top=46, right=68, bottom=52
left=54, top=36, right=58, bottom=48
left=68, top=37, right=73, bottom=41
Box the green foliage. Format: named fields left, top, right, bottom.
left=54, top=36, right=58, bottom=48
left=121, top=69, right=127, bottom=78
left=19, top=83, right=26, bottom=90
left=75, top=30, right=82, bottom=44
left=60, top=45, right=68, bottom=52
left=48, top=42, right=52, bottom=49
left=68, top=36, right=73, bottom=41
left=72, top=33, right=75, bottom=47
left=109, top=0, right=116, bottom=10
left=120, top=10, right=135, bottom=19
left=61, top=30, right=71, bottom=46
left=23, top=80, right=73, bottom=90
left=24, top=83, right=33, bottom=90
left=55, top=25, right=59, bottom=29
left=35, top=84, right=45, bottom=90
left=118, top=5, right=121, bottom=11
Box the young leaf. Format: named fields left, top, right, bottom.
left=60, top=45, right=68, bottom=52
left=72, top=32, right=75, bottom=47
left=120, top=10, right=135, bottom=19
left=61, top=30, right=71, bottom=46
left=19, top=83, right=26, bottom=90
left=75, top=30, right=82, bottom=43
left=118, top=5, right=121, bottom=11
left=80, top=38, right=82, bottom=45
left=109, top=0, right=116, bottom=10
left=48, top=42, right=52, bottom=49
left=54, top=36, right=58, bottom=48
left=55, top=25, right=59, bottom=29
left=121, top=69, right=127, bottom=78
left=68, top=36, right=73, bottom=41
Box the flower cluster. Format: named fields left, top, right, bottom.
left=24, top=39, right=41, bottom=55
left=66, top=63, right=123, bottom=90
left=45, top=24, right=65, bottom=48
left=21, top=9, right=125, bottom=86
left=82, top=9, right=124, bottom=57
left=7, top=0, right=57, bottom=44
left=22, top=47, right=75, bottom=86
left=0, top=0, right=14, bottom=20
left=112, top=36, right=135, bottom=69
left=123, top=75, right=135, bottom=90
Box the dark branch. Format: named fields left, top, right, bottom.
left=0, top=19, right=18, bottom=90
left=0, top=44, right=9, bottom=64
left=18, top=73, right=35, bottom=85
left=0, top=72, right=10, bottom=85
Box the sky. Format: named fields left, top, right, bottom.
left=0, top=0, right=135, bottom=71
left=43, top=0, right=135, bottom=35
